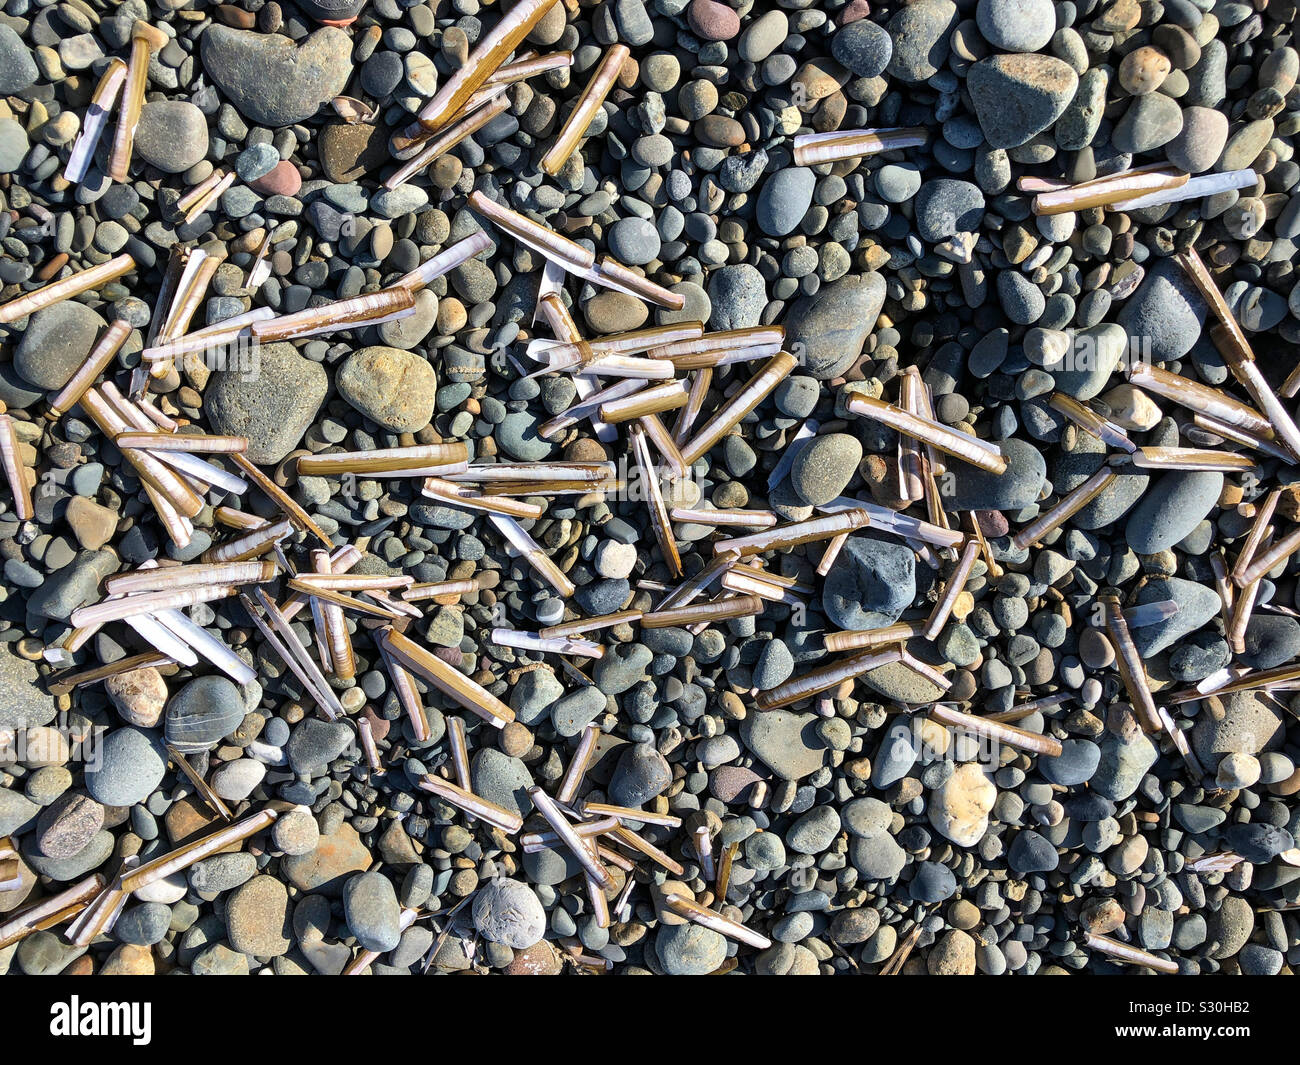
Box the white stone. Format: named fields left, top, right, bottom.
left=595, top=540, right=637, bottom=580
left=928, top=762, right=997, bottom=846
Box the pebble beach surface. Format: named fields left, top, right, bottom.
left=0, top=0, right=1297, bottom=978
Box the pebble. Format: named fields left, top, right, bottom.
left=784, top=273, right=885, bottom=379
left=115, top=904, right=171, bottom=947
left=343, top=871, right=402, bottom=952
left=929, top=762, right=996, bottom=846
left=821, top=535, right=915, bottom=630
left=1117, top=259, right=1207, bottom=362
left=1192, top=691, right=1283, bottom=768
left=201, top=26, right=352, bottom=127
left=1092, top=728, right=1158, bottom=802
left=226, top=876, right=292, bottom=957
left=84, top=728, right=168, bottom=808
left=472, top=879, right=546, bottom=949
left=1124, top=471, right=1223, bottom=554
left=0, top=117, right=27, bottom=173
left=134, top=102, right=210, bottom=173
left=337, top=346, right=437, bottom=433
left=15, top=303, right=106, bottom=390
left=915, top=179, right=985, bottom=243
left=0, top=789, right=38, bottom=836
left=757, top=168, right=815, bottom=237
left=204, top=342, right=328, bottom=464
left=1008, top=830, right=1060, bottom=873
left=706, top=264, right=767, bottom=331
left=1113, top=92, right=1184, bottom=154
left=976, top=0, right=1056, bottom=53
left=64, top=497, right=117, bottom=551
left=210, top=759, right=266, bottom=801
left=287, top=719, right=354, bottom=776
left=739, top=10, right=788, bottom=64
left=967, top=54, right=1079, bottom=148
left=33, top=794, right=103, bottom=860
left=607, top=217, right=661, bottom=265
left=272, top=808, right=320, bottom=856
left=0, top=653, right=57, bottom=730
left=831, top=19, right=892, bottom=78
left=0, top=25, right=37, bottom=94
left=945, top=437, right=1046, bottom=511
left=609, top=743, right=672, bottom=806
left=164, top=676, right=247, bottom=753
left=104, top=668, right=167, bottom=728
left=886, top=0, right=958, bottom=83
left=656, top=922, right=726, bottom=975
left=789, top=432, right=861, bottom=506
left=687, top=0, right=740, bottom=41
left=740, top=711, right=826, bottom=781
left=319, top=122, right=388, bottom=183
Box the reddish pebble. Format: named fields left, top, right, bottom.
left=361, top=705, right=389, bottom=741
left=433, top=645, right=463, bottom=667
left=250, top=160, right=302, bottom=197
left=505, top=940, right=564, bottom=975
left=688, top=0, right=740, bottom=41
left=976, top=509, right=1010, bottom=538
left=710, top=765, right=763, bottom=803
left=841, top=0, right=872, bottom=22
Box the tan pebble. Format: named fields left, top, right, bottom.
left=1101, top=383, right=1162, bottom=430
left=926, top=929, right=976, bottom=975
left=504, top=939, right=564, bottom=975
left=1094, top=0, right=1141, bottom=32
left=436, top=297, right=467, bottom=334
left=163, top=793, right=224, bottom=845
left=105, top=666, right=168, bottom=728
left=949, top=590, right=975, bottom=621
left=99, top=944, right=154, bottom=975
left=499, top=721, right=532, bottom=758
left=1118, top=46, right=1171, bottom=95
left=1268, top=765, right=1300, bottom=796
left=928, top=762, right=996, bottom=846
left=64, top=496, right=119, bottom=551
left=1081, top=897, right=1127, bottom=934
left=40, top=112, right=80, bottom=147
left=917, top=717, right=952, bottom=756
left=948, top=899, right=981, bottom=930
left=792, top=58, right=846, bottom=103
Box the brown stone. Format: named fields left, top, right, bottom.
left=164, top=793, right=227, bottom=846
left=281, top=821, right=371, bottom=894
left=249, top=160, right=302, bottom=197
left=64, top=496, right=118, bottom=551
left=319, top=121, right=390, bottom=183
left=693, top=115, right=746, bottom=148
